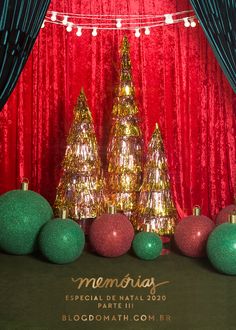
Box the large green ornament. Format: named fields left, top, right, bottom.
left=0, top=183, right=53, bottom=255
left=39, top=218, right=85, bottom=264
left=207, top=213, right=236, bottom=275
left=132, top=231, right=162, bottom=260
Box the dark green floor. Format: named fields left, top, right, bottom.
left=0, top=247, right=236, bottom=330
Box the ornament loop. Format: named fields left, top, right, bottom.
left=193, top=205, right=201, bottom=216
left=21, top=178, right=29, bottom=191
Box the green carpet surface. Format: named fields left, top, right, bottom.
left=0, top=249, right=235, bottom=330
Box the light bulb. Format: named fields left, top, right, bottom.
left=135, top=28, right=140, bottom=37
left=190, top=20, right=196, bottom=27
left=62, top=16, right=68, bottom=25
left=51, top=11, right=57, bottom=21
left=164, top=14, right=174, bottom=24
left=41, top=20, right=45, bottom=28
left=125, top=85, right=130, bottom=95
left=144, top=27, right=150, bottom=35
left=116, top=19, right=122, bottom=28
left=66, top=23, right=73, bottom=32
left=92, top=28, right=97, bottom=36
left=76, top=27, right=82, bottom=36
left=183, top=17, right=190, bottom=27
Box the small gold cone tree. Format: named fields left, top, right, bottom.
left=134, top=123, right=176, bottom=235
left=54, top=89, right=104, bottom=233
left=106, top=36, right=143, bottom=219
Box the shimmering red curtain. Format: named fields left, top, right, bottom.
left=0, top=0, right=235, bottom=219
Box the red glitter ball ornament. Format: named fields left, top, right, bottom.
left=174, top=206, right=215, bottom=257
left=216, top=204, right=236, bottom=226
left=89, top=207, right=134, bottom=257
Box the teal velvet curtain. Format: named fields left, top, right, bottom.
left=0, top=0, right=50, bottom=110
left=190, top=0, right=236, bottom=93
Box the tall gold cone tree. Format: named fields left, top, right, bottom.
left=106, top=36, right=143, bottom=219
left=54, top=89, right=104, bottom=232
left=135, top=123, right=176, bottom=235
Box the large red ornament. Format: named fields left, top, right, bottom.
left=216, top=204, right=236, bottom=226
left=89, top=208, right=134, bottom=257
left=174, top=206, right=215, bottom=257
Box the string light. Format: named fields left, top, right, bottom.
left=62, top=15, right=68, bottom=25
left=125, top=85, right=130, bottom=95
left=190, top=19, right=196, bottom=27
left=116, top=19, right=122, bottom=28
left=92, top=27, right=98, bottom=36
left=164, top=14, right=174, bottom=24
left=144, top=27, right=150, bottom=35
left=43, top=9, right=196, bottom=34
left=76, top=26, right=82, bottom=36
left=66, top=22, right=73, bottom=32
left=51, top=11, right=57, bottom=21
left=135, top=28, right=141, bottom=37
left=183, top=17, right=191, bottom=27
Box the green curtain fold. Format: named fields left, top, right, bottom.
left=0, top=0, right=50, bottom=110
left=190, top=0, right=236, bottom=93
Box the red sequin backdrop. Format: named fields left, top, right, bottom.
left=0, top=0, right=235, bottom=220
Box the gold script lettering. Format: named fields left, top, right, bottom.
left=71, top=274, right=170, bottom=295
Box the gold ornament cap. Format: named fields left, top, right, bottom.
left=108, top=205, right=116, bottom=214
left=21, top=178, right=29, bottom=191
left=61, top=209, right=67, bottom=219
left=193, top=205, right=201, bottom=216
left=229, top=212, right=236, bottom=224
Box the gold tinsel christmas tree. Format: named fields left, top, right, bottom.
left=54, top=89, right=104, bottom=233
left=106, top=36, right=143, bottom=219
left=135, top=123, right=176, bottom=235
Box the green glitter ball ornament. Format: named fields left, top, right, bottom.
left=132, top=232, right=163, bottom=260
left=39, top=218, right=85, bottom=264
left=0, top=182, right=53, bottom=255
left=207, top=213, right=236, bottom=275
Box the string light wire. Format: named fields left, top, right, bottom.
left=43, top=9, right=197, bottom=33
